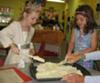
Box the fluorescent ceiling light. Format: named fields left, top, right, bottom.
left=47, top=0, right=65, bottom=3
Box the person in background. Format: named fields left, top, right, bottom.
left=41, top=7, right=61, bottom=30
left=42, top=7, right=56, bottom=28
left=0, top=0, right=46, bottom=70
left=65, top=5, right=97, bottom=70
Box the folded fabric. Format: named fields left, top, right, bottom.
left=84, top=51, right=100, bottom=61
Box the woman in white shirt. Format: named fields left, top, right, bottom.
left=0, top=0, right=46, bottom=68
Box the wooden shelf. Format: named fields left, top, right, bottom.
left=32, top=30, right=65, bottom=45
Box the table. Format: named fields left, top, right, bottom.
left=0, top=62, right=100, bottom=83
left=28, top=62, right=92, bottom=83
left=0, top=64, right=65, bottom=83
left=26, top=69, right=100, bottom=83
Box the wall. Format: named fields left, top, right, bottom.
left=96, top=0, right=100, bottom=25
left=45, top=2, right=66, bottom=23
left=0, top=0, right=66, bottom=21
left=0, top=0, right=98, bottom=27
left=68, top=0, right=81, bottom=17
left=67, top=0, right=96, bottom=17
left=0, top=0, right=26, bottom=20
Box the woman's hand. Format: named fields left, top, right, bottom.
left=66, top=53, right=83, bottom=64
left=29, top=49, right=35, bottom=55
left=10, top=43, right=19, bottom=54
left=62, top=73, right=84, bottom=83
left=65, top=53, right=72, bottom=61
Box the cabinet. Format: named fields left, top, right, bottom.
left=0, top=7, right=12, bottom=60
left=0, top=7, right=12, bottom=30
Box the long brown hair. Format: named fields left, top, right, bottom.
left=74, top=5, right=97, bottom=35
left=19, top=0, right=46, bottom=20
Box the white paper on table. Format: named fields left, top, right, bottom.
left=84, top=51, right=100, bottom=61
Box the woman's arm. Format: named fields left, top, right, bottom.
left=65, top=30, right=97, bottom=63
left=0, top=22, right=15, bottom=48
left=66, top=29, right=75, bottom=55
left=10, top=43, right=19, bottom=54
left=29, top=42, right=35, bottom=55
